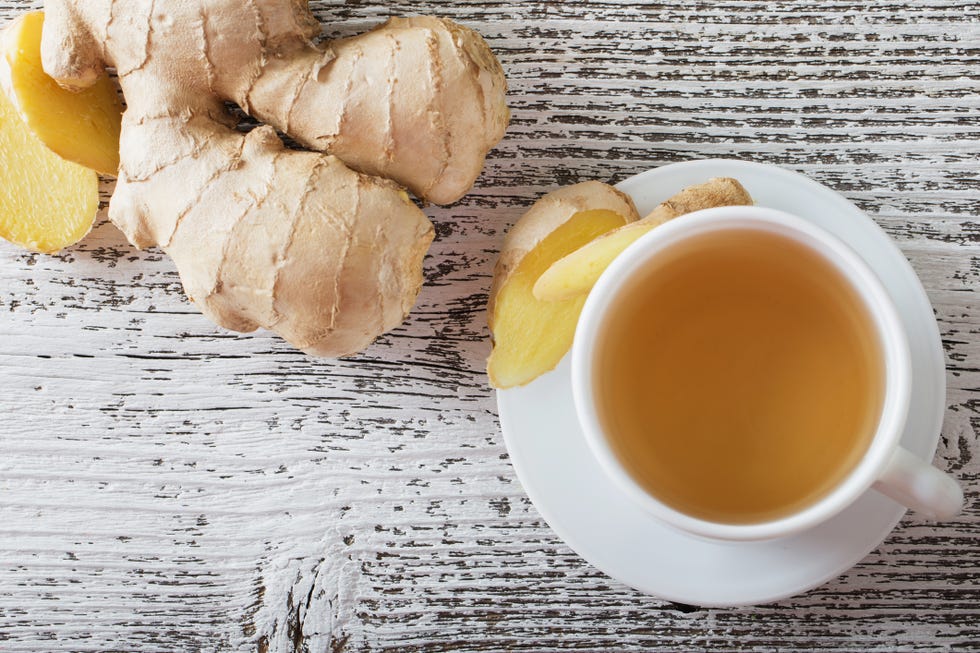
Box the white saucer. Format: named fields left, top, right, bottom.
left=497, top=159, right=947, bottom=607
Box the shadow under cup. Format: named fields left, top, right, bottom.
left=573, top=208, right=913, bottom=541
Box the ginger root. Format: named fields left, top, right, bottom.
left=487, top=182, right=639, bottom=388
left=0, top=12, right=122, bottom=175
left=0, top=74, right=98, bottom=254
left=41, top=2, right=509, bottom=206
left=29, top=0, right=509, bottom=356
left=533, top=178, right=753, bottom=302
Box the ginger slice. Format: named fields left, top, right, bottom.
left=533, top=177, right=753, bottom=302
left=1, top=12, right=122, bottom=175
left=0, top=79, right=99, bottom=253
left=487, top=182, right=639, bottom=389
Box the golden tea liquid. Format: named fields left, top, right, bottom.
left=595, top=228, right=885, bottom=524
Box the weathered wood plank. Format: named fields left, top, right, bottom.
left=0, top=1, right=977, bottom=652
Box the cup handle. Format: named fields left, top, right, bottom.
left=873, top=446, right=963, bottom=520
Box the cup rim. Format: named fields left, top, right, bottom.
left=571, top=206, right=913, bottom=541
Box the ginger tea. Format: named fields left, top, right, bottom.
left=594, top=228, right=885, bottom=524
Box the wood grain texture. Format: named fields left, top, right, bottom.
left=0, top=1, right=977, bottom=651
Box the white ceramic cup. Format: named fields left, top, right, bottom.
left=572, top=206, right=964, bottom=542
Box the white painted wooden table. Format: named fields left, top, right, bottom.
left=1, top=1, right=978, bottom=651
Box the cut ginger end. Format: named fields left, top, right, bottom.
left=488, top=209, right=629, bottom=389
left=0, top=84, right=99, bottom=254
left=3, top=11, right=122, bottom=175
